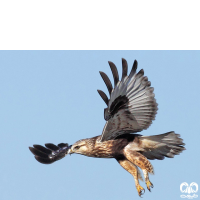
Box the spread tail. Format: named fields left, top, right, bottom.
left=139, top=131, right=186, bottom=160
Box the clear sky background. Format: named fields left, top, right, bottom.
left=0, top=51, right=200, bottom=200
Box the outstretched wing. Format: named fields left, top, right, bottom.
left=29, top=143, right=70, bottom=164
left=98, top=58, right=158, bottom=142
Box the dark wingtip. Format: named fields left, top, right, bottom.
left=29, top=147, right=34, bottom=153
left=34, top=156, right=54, bottom=164
left=58, top=143, right=68, bottom=148
left=133, top=59, right=138, bottom=66
left=138, top=69, right=144, bottom=74
left=29, top=143, right=71, bottom=164
left=29, top=146, right=49, bottom=158
left=122, top=58, right=127, bottom=64
left=129, top=60, right=138, bottom=77
left=108, top=61, right=119, bottom=87
left=29, top=146, right=36, bottom=155
left=99, top=71, right=113, bottom=95
left=33, top=144, right=52, bottom=154
left=45, top=143, right=59, bottom=151
left=121, top=58, right=128, bottom=81
left=137, top=69, right=144, bottom=78
left=97, top=89, right=109, bottom=105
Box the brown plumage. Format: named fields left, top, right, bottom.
left=29, top=58, right=185, bottom=197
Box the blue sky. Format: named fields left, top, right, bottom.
left=0, top=51, right=200, bottom=200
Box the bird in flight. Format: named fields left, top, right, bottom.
left=29, top=58, right=185, bottom=197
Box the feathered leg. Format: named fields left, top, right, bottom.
left=124, top=149, right=154, bottom=192
left=116, top=158, right=145, bottom=197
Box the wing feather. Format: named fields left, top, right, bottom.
left=109, top=61, right=119, bottom=87
left=29, top=143, right=70, bottom=164
left=129, top=60, right=138, bottom=78
left=121, top=58, right=128, bottom=81
left=98, top=58, right=158, bottom=142
left=99, top=71, right=113, bottom=95
left=97, top=90, right=109, bottom=105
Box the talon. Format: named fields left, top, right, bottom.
left=136, top=185, right=145, bottom=197
left=146, top=180, right=153, bottom=192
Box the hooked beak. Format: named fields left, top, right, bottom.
left=67, top=145, right=73, bottom=155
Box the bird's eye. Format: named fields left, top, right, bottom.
left=74, top=146, right=80, bottom=150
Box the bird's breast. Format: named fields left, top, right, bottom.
left=87, top=137, right=128, bottom=158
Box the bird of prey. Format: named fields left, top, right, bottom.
left=29, top=58, right=185, bottom=197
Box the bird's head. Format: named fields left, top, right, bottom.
left=68, top=139, right=89, bottom=155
